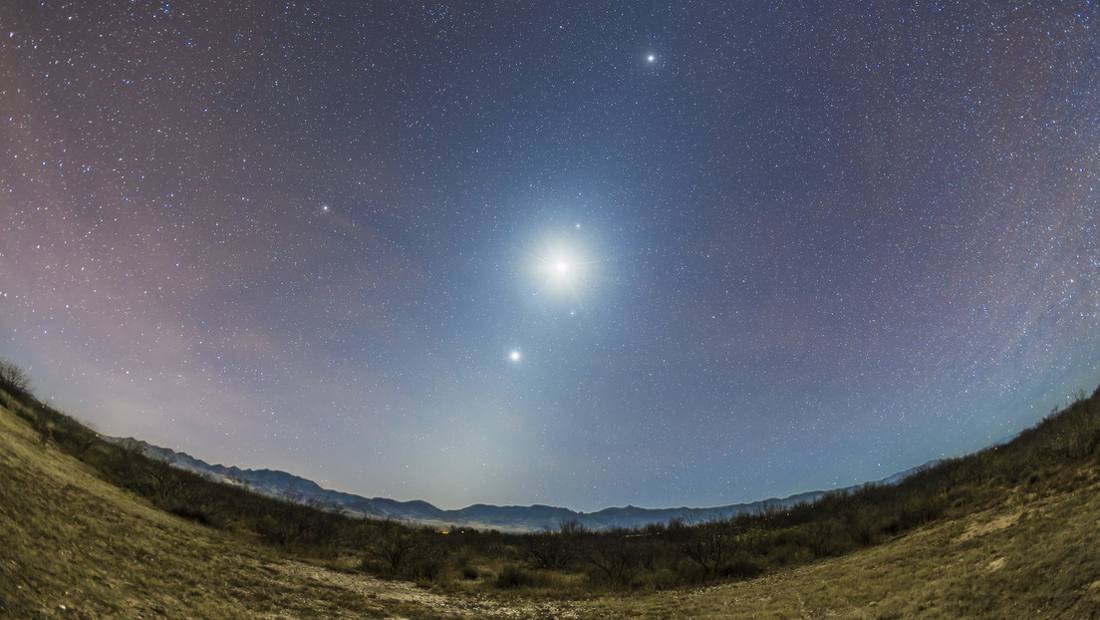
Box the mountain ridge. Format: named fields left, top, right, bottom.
left=107, top=435, right=940, bottom=532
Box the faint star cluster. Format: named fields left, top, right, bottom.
left=1, top=1, right=1098, bottom=511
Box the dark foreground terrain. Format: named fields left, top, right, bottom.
left=2, top=376, right=1100, bottom=618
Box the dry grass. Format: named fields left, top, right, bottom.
left=0, top=402, right=592, bottom=618
left=578, top=469, right=1100, bottom=619
left=0, top=402, right=437, bottom=619
left=3, top=399, right=1100, bottom=618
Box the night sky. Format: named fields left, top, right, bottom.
left=2, top=2, right=1099, bottom=512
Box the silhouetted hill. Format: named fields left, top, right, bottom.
left=108, top=435, right=939, bottom=532
left=3, top=375, right=1100, bottom=618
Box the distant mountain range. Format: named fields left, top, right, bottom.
left=108, top=436, right=940, bottom=532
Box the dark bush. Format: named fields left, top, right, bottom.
left=495, top=565, right=538, bottom=589
left=169, top=505, right=215, bottom=525
left=719, top=553, right=765, bottom=579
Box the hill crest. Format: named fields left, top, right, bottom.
left=108, top=435, right=938, bottom=532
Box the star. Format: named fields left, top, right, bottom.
left=529, top=234, right=594, bottom=299
left=542, top=251, right=581, bottom=290
left=6, top=0, right=1093, bottom=525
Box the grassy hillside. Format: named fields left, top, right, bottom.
left=2, top=367, right=1100, bottom=617
left=0, top=392, right=432, bottom=618
left=584, top=464, right=1100, bottom=618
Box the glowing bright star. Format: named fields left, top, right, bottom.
left=526, top=232, right=598, bottom=302
left=542, top=251, right=581, bottom=289
left=508, top=349, right=522, bottom=363
left=646, top=54, right=656, bottom=63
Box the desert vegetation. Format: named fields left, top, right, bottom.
left=2, top=359, right=1100, bottom=604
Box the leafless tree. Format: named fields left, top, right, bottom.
left=683, top=530, right=735, bottom=579
left=526, top=520, right=585, bottom=569
left=0, top=359, right=30, bottom=393
left=372, top=519, right=420, bottom=574
left=585, top=533, right=641, bottom=587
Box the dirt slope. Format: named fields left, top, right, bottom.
left=3, top=402, right=1099, bottom=619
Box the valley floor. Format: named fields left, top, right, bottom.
left=2, top=402, right=1099, bottom=619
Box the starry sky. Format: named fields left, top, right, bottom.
left=2, top=1, right=1099, bottom=512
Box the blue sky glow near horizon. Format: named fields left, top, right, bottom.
left=2, top=1, right=1100, bottom=511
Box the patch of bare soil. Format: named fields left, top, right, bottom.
left=273, top=561, right=583, bottom=619
left=954, top=510, right=1021, bottom=543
